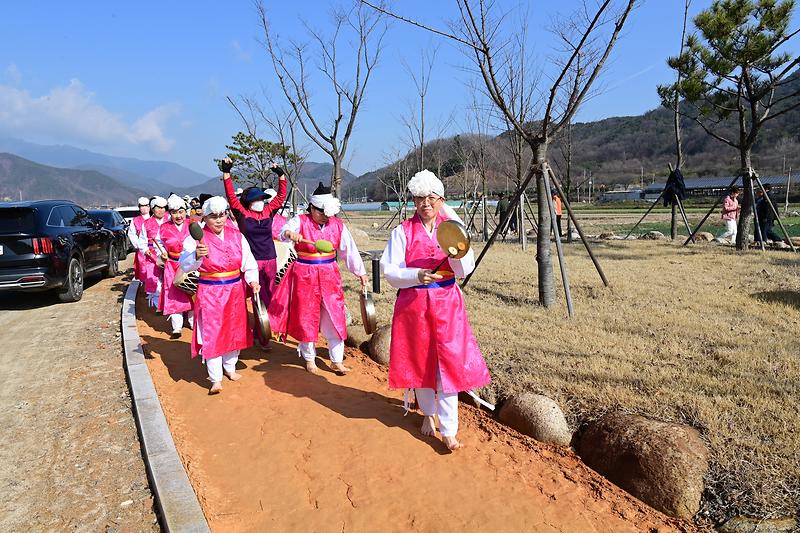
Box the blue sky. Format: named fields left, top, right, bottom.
left=0, top=1, right=793, bottom=178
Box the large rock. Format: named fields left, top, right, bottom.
left=366, top=324, right=391, bottom=365
left=350, top=228, right=370, bottom=248
left=498, top=393, right=571, bottom=446
left=574, top=412, right=709, bottom=519
left=695, top=231, right=715, bottom=242
left=345, top=327, right=371, bottom=351
left=598, top=232, right=616, bottom=240
left=640, top=230, right=666, bottom=240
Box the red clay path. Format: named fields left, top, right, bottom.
left=137, top=295, right=691, bottom=532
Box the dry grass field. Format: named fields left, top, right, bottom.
left=342, top=214, right=799, bottom=521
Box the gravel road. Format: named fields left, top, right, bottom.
left=0, top=260, right=159, bottom=532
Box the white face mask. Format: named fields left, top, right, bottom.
left=250, top=200, right=265, bottom=212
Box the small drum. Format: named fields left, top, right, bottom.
left=174, top=269, right=199, bottom=295
left=274, top=240, right=297, bottom=285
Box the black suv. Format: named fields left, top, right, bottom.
left=0, top=200, right=119, bottom=302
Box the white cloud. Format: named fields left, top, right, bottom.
left=0, top=78, right=177, bottom=153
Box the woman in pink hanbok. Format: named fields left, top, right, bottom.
left=139, top=196, right=169, bottom=307
left=380, top=170, right=491, bottom=450
left=157, top=195, right=194, bottom=338
left=269, top=182, right=369, bottom=375
left=179, top=196, right=259, bottom=395
left=127, top=197, right=151, bottom=283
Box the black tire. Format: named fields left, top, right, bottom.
left=104, top=244, right=119, bottom=277
left=58, top=256, right=84, bottom=303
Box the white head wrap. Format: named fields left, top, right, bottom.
left=235, top=188, right=244, bottom=195
left=137, top=196, right=150, bottom=206
left=408, top=169, right=444, bottom=198
left=264, top=188, right=277, bottom=200
left=202, top=196, right=228, bottom=216
left=150, top=196, right=167, bottom=208
left=167, top=194, right=186, bottom=211
left=310, top=193, right=341, bottom=217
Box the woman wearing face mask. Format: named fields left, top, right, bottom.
left=221, top=157, right=287, bottom=347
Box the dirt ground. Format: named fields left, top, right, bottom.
left=0, top=260, right=158, bottom=532
left=138, top=297, right=691, bottom=533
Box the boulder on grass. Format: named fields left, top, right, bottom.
left=640, top=230, right=666, bottom=240
left=718, top=516, right=798, bottom=533
left=695, top=231, right=715, bottom=242
left=367, top=324, right=391, bottom=365
left=598, top=232, right=616, bottom=240
left=498, top=393, right=571, bottom=446
left=350, top=228, right=370, bottom=248
left=574, top=412, right=709, bottom=519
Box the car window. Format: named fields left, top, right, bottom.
left=72, top=207, right=94, bottom=227
left=0, top=207, right=38, bottom=234
left=47, top=206, right=79, bottom=227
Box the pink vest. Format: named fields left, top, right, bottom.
left=157, top=221, right=192, bottom=315
left=271, top=214, right=287, bottom=240
left=142, top=216, right=166, bottom=293
left=388, top=213, right=491, bottom=393
left=190, top=226, right=252, bottom=359
left=268, top=215, right=347, bottom=342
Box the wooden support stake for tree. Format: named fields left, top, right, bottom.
left=683, top=176, right=740, bottom=245
left=747, top=174, right=766, bottom=252
left=754, top=175, right=797, bottom=252
left=675, top=196, right=695, bottom=243
left=624, top=190, right=665, bottom=240
left=543, top=173, right=574, bottom=317
left=545, top=165, right=609, bottom=287
left=463, top=165, right=537, bottom=287
left=379, top=208, right=401, bottom=230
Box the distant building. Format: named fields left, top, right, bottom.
left=598, top=189, right=644, bottom=202
left=643, top=175, right=790, bottom=200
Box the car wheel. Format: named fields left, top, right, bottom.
left=104, top=244, right=119, bottom=277
left=58, top=256, right=84, bottom=303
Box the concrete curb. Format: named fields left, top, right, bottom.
left=122, top=280, right=210, bottom=533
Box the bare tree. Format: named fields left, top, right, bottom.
left=378, top=146, right=412, bottom=222
left=227, top=95, right=309, bottom=214
left=401, top=45, right=439, bottom=171
left=454, top=0, right=635, bottom=305
left=671, top=0, right=692, bottom=240
left=258, top=1, right=387, bottom=198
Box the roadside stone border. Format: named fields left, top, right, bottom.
left=121, top=281, right=210, bottom=533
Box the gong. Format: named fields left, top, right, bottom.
left=436, top=219, right=470, bottom=259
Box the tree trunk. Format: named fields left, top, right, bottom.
left=331, top=158, right=343, bottom=198
left=534, top=144, right=555, bottom=307
left=735, top=151, right=754, bottom=251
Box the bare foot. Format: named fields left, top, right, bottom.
left=443, top=435, right=464, bottom=450
left=331, top=362, right=351, bottom=374
left=420, top=416, right=436, bottom=437
left=224, top=371, right=242, bottom=381
left=305, top=361, right=319, bottom=374
left=209, top=382, right=222, bottom=395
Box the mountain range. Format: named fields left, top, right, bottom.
left=0, top=153, right=147, bottom=205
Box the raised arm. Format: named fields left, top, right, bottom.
left=266, top=165, right=288, bottom=214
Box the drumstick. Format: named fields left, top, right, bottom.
left=298, top=238, right=335, bottom=253
left=189, top=222, right=205, bottom=263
